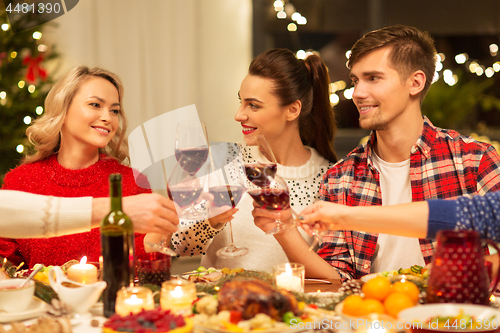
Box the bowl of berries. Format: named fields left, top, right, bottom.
left=102, top=308, right=193, bottom=333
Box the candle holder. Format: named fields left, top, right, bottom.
left=115, top=286, right=155, bottom=316
left=67, top=256, right=98, bottom=284
left=273, top=262, right=305, bottom=293
left=136, top=252, right=171, bottom=287
left=160, top=278, right=197, bottom=314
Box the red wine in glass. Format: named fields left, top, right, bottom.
left=248, top=188, right=290, bottom=210
left=169, top=187, right=203, bottom=207
left=244, top=163, right=277, bottom=187
left=209, top=185, right=244, bottom=208
left=175, top=147, right=209, bottom=175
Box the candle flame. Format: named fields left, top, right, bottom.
left=170, top=286, right=184, bottom=298
left=80, top=256, right=87, bottom=265
left=285, top=263, right=292, bottom=275
left=124, top=294, right=144, bottom=305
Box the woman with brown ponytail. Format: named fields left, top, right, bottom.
left=170, top=49, right=338, bottom=272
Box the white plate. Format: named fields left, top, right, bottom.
left=0, top=297, right=47, bottom=323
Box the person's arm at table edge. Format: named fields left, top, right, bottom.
left=299, top=200, right=462, bottom=240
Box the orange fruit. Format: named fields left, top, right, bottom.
left=391, top=281, right=420, bottom=304
left=358, top=298, right=385, bottom=316
left=383, top=292, right=415, bottom=317
left=361, top=276, right=392, bottom=301
left=342, top=294, right=364, bottom=316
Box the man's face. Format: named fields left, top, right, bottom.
left=349, top=47, right=413, bottom=131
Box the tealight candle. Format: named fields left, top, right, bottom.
left=115, top=286, right=155, bottom=316
left=160, top=278, right=197, bottom=314
left=67, top=256, right=97, bottom=284
left=274, top=262, right=305, bottom=292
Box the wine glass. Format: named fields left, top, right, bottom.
left=208, top=142, right=249, bottom=258
left=247, top=172, right=297, bottom=234
left=144, top=155, right=208, bottom=256
left=307, top=226, right=328, bottom=251
left=243, top=135, right=277, bottom=187
left=173, top=121, right=209, bottom=220
left=243, top=135, right=288, bottom=234
left=175, top=121, right=209, bottom=177
left=168, top=154, right=208, bottom=220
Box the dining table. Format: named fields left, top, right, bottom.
left=1, top=278, right=342, bottom=333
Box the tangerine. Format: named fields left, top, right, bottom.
left=358, top=298, right=385, bottom=316
left=391, top=281, right=420, bottom=304
left=361, top=276, right=391, bottom=301
left=383, top=292, right=415, bottom=317
left=342, top=294, right=363, bottom=316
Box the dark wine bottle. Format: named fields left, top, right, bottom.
left=100, top=173, right=135, bottom=318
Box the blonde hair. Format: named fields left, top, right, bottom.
left=23, top=66, right=130, bottom=165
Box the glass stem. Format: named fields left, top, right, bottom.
left=228, top=221, right=235, bottom=246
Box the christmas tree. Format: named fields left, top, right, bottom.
left=0, top=3, right=59, bottom=184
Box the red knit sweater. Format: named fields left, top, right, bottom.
left=0, top=154, right=150, bottom=268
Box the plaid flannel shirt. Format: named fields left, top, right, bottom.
left=318, top=117, right=500, bottom=280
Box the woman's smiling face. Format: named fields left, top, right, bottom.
left=61, top=76, right=121, bottom=152
left=234, top=74, right=289, bottom=143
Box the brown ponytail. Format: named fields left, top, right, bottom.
left=303, top=55, right=337, bottom=163
left=249, top=49, right=337, bottom=163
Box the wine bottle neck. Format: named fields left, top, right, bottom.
left=110, top=179, right=122, bottom=211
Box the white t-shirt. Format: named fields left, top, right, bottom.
left=370, top=152, right=426, bottom=273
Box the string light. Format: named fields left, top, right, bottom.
left=1, top=23, right=8, bottom=31
left=23, top=116, right=32, bottom=125
left=18, top=81, right=25, bottom=89
left=28, top=85, right=36, bottom=93
left=10, top=51, right=17, bottom=59
left=296, top=50, right=306, bottom=59
left=287, top=23, right=297, bottom=32
left=493, top=62, right=500, bottom=72
left=0, top=91, right=6, bottom=99
left=32, top=31, right=42, bottom=40
left=296, top=16, right=307, bottom=25
left=489, top=44, right=498, bottom=57
left=345, top=50, right=351, bottom=59
left=291, top=12, right=301, bottom=21
left=330, top=93, right=340, bottom=105
left=36, top=106, right=43, bottom=115
left=455, top=53, right=468, bottom=64
left=469, top=61, right=479, bottom=73
left=485, top=67, right=495, bottom=78
left=343, top=87, right=354, bottom=100
left=273, top=0, right=284, bottom=11
left=16, top=145, right=24, bottom=153
left=38, top=44, right=48, bottom=52
left=273, top=1, right=307, bottom=31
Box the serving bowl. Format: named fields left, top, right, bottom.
left=398, top=303, right=500, bottom=333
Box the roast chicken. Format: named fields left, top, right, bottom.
left=217, top=279, right=299, bottom=320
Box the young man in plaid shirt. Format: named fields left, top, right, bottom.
left=253, top=25, right=500, bottom=280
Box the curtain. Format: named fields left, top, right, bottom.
left=44, top=0, right=252, bottom=143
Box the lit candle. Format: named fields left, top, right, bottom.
left=160, top=279, right=197, bottom=313
left=115, top=286, right=155, bottom=316
left=67, top=256, right=97, bottom=284
left=274, top=262, right=305, bottom=292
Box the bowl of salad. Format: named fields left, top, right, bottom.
left=398, top=303, right=500, bottom=332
